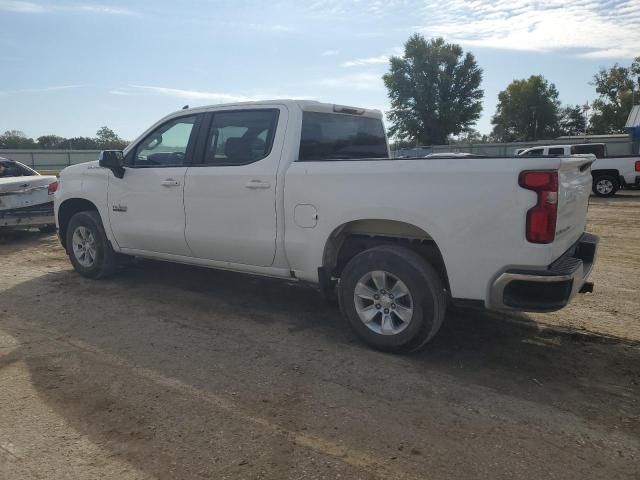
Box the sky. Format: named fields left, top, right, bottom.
left=0, top=0, right=638, bottom=141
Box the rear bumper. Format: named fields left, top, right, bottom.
left=620, top=175, right=640, bottom=187
left=0, top=201, right=55, bottom=228
left=489, top=232, right=598, bottom=312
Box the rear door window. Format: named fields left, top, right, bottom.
left=204, top=109, right=279, bottom=166
left=298, top=112, right=388, bottom=161
left=548, top=147, right=565, bottom=155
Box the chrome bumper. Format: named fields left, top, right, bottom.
left=490, top=233, right=598, bottom=312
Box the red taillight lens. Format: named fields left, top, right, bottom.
left=48, top=181, right=59, bottom=195
left=635, top=160, right=640, bottom=172
left=519, top=171, right=558, bottom=244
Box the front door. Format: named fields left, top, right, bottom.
left=184, top=107, right=285, bottom=266
left=107, top=114, right=200, bottom=256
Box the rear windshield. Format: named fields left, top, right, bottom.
left=298, top=112, right=388, bottom=161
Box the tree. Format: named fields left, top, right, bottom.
left=65, top=137, right=99, bottom=149
left=558, top=105, right=587, bottom=137
left=383, top=35, right=483, bottom=145
left=589, top=57, right=640, bottom=134
left=491, top=75, right=561, bottom=142
left=37, top=135, right=65, bottom=149
left=95, top=126, right=127, bottom=149
left=0, top=130, right=38, bottom=149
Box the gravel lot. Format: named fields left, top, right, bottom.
left=1, top=192, right=639, bottom=479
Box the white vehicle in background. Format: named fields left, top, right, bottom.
left=55, top=100, right=598, bottom=352
left=0, top=157, right=58, bottom=232
left=517, top=144, right=640, bottom=197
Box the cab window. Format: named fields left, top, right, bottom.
left=131, top=115, right=197, bottom=167
left=204, top=109, right=279, bottom=165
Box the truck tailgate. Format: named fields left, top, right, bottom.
left=553, top=155, right=593, bottom=259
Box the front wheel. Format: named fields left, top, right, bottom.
left=66, top=210, right=118, bottom=279
left=592, top=175, right=619, bottom=197
left=338, top=245, right=447, bottom=353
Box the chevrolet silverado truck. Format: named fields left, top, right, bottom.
left=517, top=143, right=640, bottom=197
left=54, top=100, right=598, bottom=352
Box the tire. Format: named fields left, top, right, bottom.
left=39, top=224, right=56, bottom=234
left=65, top=210, right=118, bottom=279
left=592, top=175, right=619, bottom=197
left=338, top=245, right=447, bottom=353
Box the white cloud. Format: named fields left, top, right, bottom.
left=0, top=1, right=45, bottom=13
left=415, top=0, right=640, bottom=59
left=0, top=1, right=137, bottom=15
left=125, top=85, right=313, bottom=102
left=313, top=73, right=383, bottom=91
left=20, top=84, right=85, bottom=92
left=77, top=4, right=137, bottom=16
left=303, top=0, right=639, bottom=60
left=128, top=85, right=257, bottom=103
left=321, top=50, right=340, bottom=57
left=341, top=55, right=390, bottom=68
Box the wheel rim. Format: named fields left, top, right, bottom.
left=72, top=226, right=97, bottom=268
left=596, top=179, right=613, bottom=194
left=353, top=270, right=414, bottom=336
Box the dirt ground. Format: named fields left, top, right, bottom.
left=1, top=192, right=639, bottom=480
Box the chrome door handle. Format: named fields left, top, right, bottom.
left=245, top=180, right=271, bottom=189
left=161, top=179, right=181, bottom=187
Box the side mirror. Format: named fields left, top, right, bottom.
left=99, top=150, right=125, bottom=178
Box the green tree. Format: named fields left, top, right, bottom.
left=383, top=35, right=483, bottom=145
left=558, top=105, right=587, bottom=137
left=37, top=134, right=65, bottom=149
left=65, top=137, right=99, bottom=149
left=0, top=130, right=38, bottom=149
left=491, top=75, right=561, bottom=142
left=589, top=57, right=640, bottom=134
left=95, top=126, right=127, bottom=149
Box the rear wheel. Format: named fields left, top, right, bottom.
left=338, top=245, right=447, bottom=353
left=66, top=210, right=118, bottom=279
left=592, top=175, right=619, bottom=197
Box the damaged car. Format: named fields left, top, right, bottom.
left=0, top=157, right=58, bottom=232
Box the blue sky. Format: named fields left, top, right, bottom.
left=0, top=0, right=638, bottom=140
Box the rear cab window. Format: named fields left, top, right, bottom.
left=298, top=111, right=388, bottom=161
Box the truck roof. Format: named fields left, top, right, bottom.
left=176, top=100, right=383, bottom=119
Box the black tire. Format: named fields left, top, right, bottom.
left=592, top=175, right=619, bottom=197
left=65, top=210, right=118, bottom=279
left=338, top=245, right=447, bottom=353
left=39, top=224, right=56, bottom=234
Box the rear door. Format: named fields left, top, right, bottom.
left=183, top=106, right=286, bottom=266
left=107, top=114, right=202, bottom=256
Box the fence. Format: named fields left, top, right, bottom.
left=393, top=135, right=636, bottom=158
left=0, top=149, right=101, bottom=173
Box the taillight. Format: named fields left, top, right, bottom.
left=48, top=181, right=59, bottom=195
left=635, top=160, right=640, bottom=172
left=519, top=171, right=558, bottom=244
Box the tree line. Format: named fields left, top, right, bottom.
left=384, top=34, right=640, bottom=146
left=0, top=126, right=128, bottom=150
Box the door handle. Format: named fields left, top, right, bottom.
left=245, top=180, right=271, bottom=189
left=161, top=179, right=181, bottom=187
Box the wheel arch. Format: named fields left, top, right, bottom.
left=321, top=219, right=450, bottom=293
left=591, top=169, right=620, bottom=178
left=57, top=198, right=100, bottom=250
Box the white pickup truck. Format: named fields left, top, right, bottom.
left=517, top=143, right=640, bottom=197
left=55, top=100, right=598, bottom=352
